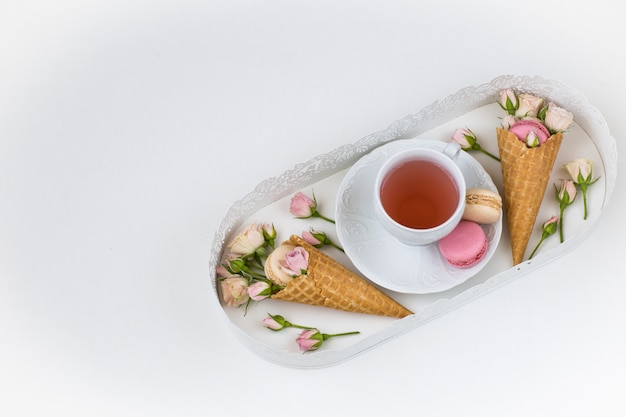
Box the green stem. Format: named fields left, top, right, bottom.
left=270, top=284, right=285, bottom=295
left=559, top=207, right=565, bottom=243
left=330, top=241, right=345, bottom=253
left=243, top=271, right=267, bottom=281
left=528, top=236, right=546, bottom=260
left=472, top=143, right=501, bottom=162
left=479, top=148, right=501, bottom=162
left=314, top=212, right=336, bottom=224
left=289, top=323, right=315, bottom=330
left=582, top=188, right=588, bottom=220
left=323, top=331, right=360, bottom=340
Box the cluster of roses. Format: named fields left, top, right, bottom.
left=217, top=191, right=355, bottom=352
left=218, top=192, right=342, bottom=309
left=496, top=88, right=574, bottom=142
left=217, top=222, right=283, bottom=308
left=450, top=89, right=599, bottom=260
left=451, top=89, right=574, bottom=161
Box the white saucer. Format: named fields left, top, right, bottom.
left=335, top=139, right=502, bottom=294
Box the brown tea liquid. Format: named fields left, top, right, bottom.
left=380, top=159, right=459, bottom=229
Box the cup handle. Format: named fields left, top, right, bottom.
left=442, top=141, right=461, bottom=161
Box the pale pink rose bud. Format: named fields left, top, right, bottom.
left=280, top=247, right=309, bottom=276
left=227, top=223, right=266, bottom=256
left=220, top=276, right=249, bottom=307
left=215, top=265, right=231, bottom=278
left=555, top=179, right=577, bottom=243
left=451, top=126, right=500, bottom=162
left=450, top=127, right=476, bottom=150
left=295, top=328, right=359, bottom=352
left=289, top=192, right=316, bottom=218
left=529, top=215, right=560, bottom=259
left=262, top=315, right=286, bottom=331
left=515, top=93, right=545, bottom=118
left=509, top=119, right=550, bottom=146
left=543, top=216, right=559, bottom=235
left=525, top=131, right=540, bottom=147
left=557, top=179, right=577, bottom=204
left=301, top=230, right=322, bottom=246
left=500, top=115, right=518, bottom=129
left=262, top=223, right=276, bottom=240
left=544, top=102, right=573, bottom=133
left=565, top=180, right=577, bottom=201
left=262, top=223, right=277, bottom=248
left=498, top=89, right=518, bottom=114
left=248, top=281, right=271, bottom=301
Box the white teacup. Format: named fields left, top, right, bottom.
left=374, top=142, right=466, bottom=245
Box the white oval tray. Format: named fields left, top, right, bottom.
left=208, top=75, right=617, bottom=368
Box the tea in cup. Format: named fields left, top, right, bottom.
left=374, top=142, right=466, bottom=245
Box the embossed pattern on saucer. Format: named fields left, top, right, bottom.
left=335, top=139, right=502, bottom=294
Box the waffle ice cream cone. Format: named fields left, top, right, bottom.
left=497, top=127, right=563, bottom=265
left=266, top=235, right=412, bottom=318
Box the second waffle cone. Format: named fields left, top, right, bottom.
left=497, top=127, right=563, bottom=265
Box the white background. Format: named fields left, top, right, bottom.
left=1, top=1, right=625, bottom=416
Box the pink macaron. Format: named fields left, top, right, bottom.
left=438, top=221, right=488, bottom=268
left=509, top=119, right=551, bottom=145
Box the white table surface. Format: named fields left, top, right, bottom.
left=2, top=1, right=625, bottom=416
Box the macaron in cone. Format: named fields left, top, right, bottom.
left=266, top=235, right=413, bottom=318
left=496, top=127, right=563, bottom=265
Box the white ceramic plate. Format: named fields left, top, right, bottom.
left=335, top=139, right=502, bottom=294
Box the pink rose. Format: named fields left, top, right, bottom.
left=509, top=119, right=550, bottom=146
left=544, top=102, right=573, bottom=133
left=248, top=280, right=271, bottom=301
left=220, top=276, right=249, bottom=307
left=227, top=223, right=266, bottom=256
left=515, top=93, right=545, bottom=118
left=296, top=329, right=323, bottom=352
left=281, top=247, right=309, bottom=276
left=289, top=192, right=316, bottom=218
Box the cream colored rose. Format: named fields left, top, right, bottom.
left=564, top=158, right=593, bottom=183
left=515, top=93, right=544, bottom=118
left=220, top=276, right=249, bottom=307
left=227, top=223, right=266, bottom=256
left=545, top=102, right=574, bottom=133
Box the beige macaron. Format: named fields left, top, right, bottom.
left=462, top=188, right=502, bottom=224
left=264, top=243, right=298, bottom=286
